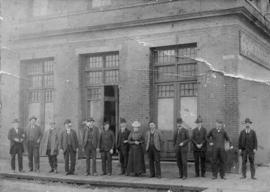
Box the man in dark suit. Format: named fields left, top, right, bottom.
left=191, top=116, right=207, bottom=177
left=25, top=116, right=42, bottom=172
left=60, top=119, right=78, bottom=175
left=173, top=118, right=190, bottom=179
left=117, top=118, right=130, bottom=175
left=44, top=121, right=59, bottom=173
left=8, top=119, right=25, bottom=173
left=99, top=121, right=115, bottom=176
left=238, top=118, right=258, bottom=180
left=82, top=118, right=100, bottom=176
left=208, top=120, right=233, bottom=180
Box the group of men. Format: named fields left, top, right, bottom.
left=8, top=115, right=257, bottom=180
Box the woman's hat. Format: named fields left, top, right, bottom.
left=132, top=121, right=141, bottom=128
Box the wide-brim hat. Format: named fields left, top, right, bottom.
left=195, top=116, right=203, bottom=123
left=86, top=117, right=95, bottom=122
left=216, top=119, right=223, bottom=124
left=29, top=116, right=37, bottom=121
left=12, top=119, right=20, bottom=123
left=64, top=119, right=71, bottom=125
left=132, top=121, right=141, bottom=128
left=120, top=118, right=127, bottom=124
left=244, top=118, right=252, bottom=124
left=176, top=118, right=183, bottom=124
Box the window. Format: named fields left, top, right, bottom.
left=153, top=45, right=197, bottom=82
left=179, top=82, right=198, bottom=97
left=84, top=52, right=119, bottom=86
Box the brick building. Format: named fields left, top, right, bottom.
left=1, top=0, right=270, bottom=166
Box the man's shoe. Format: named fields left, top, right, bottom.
left=107, top=173, right=112, bottom=176
left=221, top=177, right=226, bottom=180
left=212, top=176, right=217, bottom=180
left=201, top=174, right=205, bottom=178
left=149, top=175, right=155, bottom=178
left=66, top=172, right=70, bottom=175
left=19, top=170, right=25, bottom=173
left=49, top=169, right=54, bottom=173
left=101, top=173, right=106, bottom=176
left=85, top=172, right=90, bottom=176
left=240, top=176, right=246, bottom=179
left=69, top=172, right=74, bottom=175
left=195, top=174, right=200, bottom=177
left=28, top=169, right=33, bottom=172
left=251, top=177, right=257, bottom=180
left=182, top=176, right=187, bottom=180
left=92, top=172, right=98, bottom=176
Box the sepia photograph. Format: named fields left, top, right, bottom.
left=0, top=0, right=270, bottom=191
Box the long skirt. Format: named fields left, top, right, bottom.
left=127, top=144, right=146, bottom=175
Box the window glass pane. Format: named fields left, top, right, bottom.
left=177, top=63, right=197, bottom=79
left=86, top=56, right=103, bottom=70
left=157, top=84, right=174, bottom=97
left=45, top=89, right=53, bottom=103
left=44, top=60, right=54, bottom=73
left=179, top=82, right=198, bottom=97
left=105, top=54, right=119, bottom=68
left=29, top=90, right=41, bottom=103
left=156, top=66, right=175, bottom=81
left=105, top=70, right=119, bottom=84
left=156, top=49, right=176, bottom=65
left=86, top=71, right=103, bottom=85
left=44, top=75, right=54, bottom=88
left=178, top=46, right=197, bottom=63
left=87, top=88, right=101, bottom=100
left=158, top=98, right=174, bottom=130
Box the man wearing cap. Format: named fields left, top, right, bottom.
left=25, top=116, right=42, bottom=172
left=117, top=118, right=130, bottom=175
left=82, top=118, right=100, bottom=176
left=43, top=121, right=59, bottom=173
left=238, top=118, right=258, bottom=180
left=145, top=121, right=164, bottom=178
left=208, top=120, right=232, bottom=179
left=8, top=119, right=25, bottom=173
left=60, top=119, right=78, bottom=175
left=173, top=118, right=190, bottom=179
left=191, top=116, right=207, bottom=177
left=99, top=121, right=115, bottom=176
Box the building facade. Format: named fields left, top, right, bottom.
left=1, top=0, right=270, bottom=167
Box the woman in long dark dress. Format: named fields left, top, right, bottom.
left=126, top=121, right=146, bottom=176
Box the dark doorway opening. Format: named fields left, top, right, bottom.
left=104, top=85, right=119, bottom=137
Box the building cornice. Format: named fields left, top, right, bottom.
left=15, top=4, right=270, bottom=41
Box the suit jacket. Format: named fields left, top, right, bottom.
left=8, top=127, right=25, bottom=154
left=82, top=126, right=100, bottom=149
left=145, top=129, right=164, bottom=152
left=173, top=127, right=190, bottom=152
left=191, top=127, right=207, bottom=152
left=207, top=128, right=230, bottom=149
left=117, top=128, right=130, bottom=150
left=60, top=129, right=78, bottom=152
left=43, top=128, right=59, bottom=155
left=99, top=130, right=115, bottom=152
left=25, top=124, right=42, bottom=145
left=238, top=129, right=257, bottom=151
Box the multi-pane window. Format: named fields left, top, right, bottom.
left=180, top=82, right=198, bottom=97
left=87, top=88, right=101, bottom=100
left=153, top=45, right=197, bottom=82
left=157, top=84, right=175, bottom=98
left=84, top=52, right=119, bottom=86
left=26, top=59, right=54, bottom=103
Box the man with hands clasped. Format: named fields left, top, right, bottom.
left=238, top=118, right=258, bottom=180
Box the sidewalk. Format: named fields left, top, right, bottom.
left=0, top=157, right=270, bottom=192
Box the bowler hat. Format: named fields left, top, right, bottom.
left=12, top=119, right=20, bottom=123
left=86, top=117, right=95, bottom=122
left=244, top=118, right=252, bottom=124
left=29, top=116, right=37, bottom=121
left=64, top=119, right=71, bottom=125
left=216, top=119, right=223, bottom=124
left=176, top=118, right=183, bottom=124
left=195, top=116, right=203, bottom=123
left=104, top=121, right=110, bottom=125
left=120, top=118, right=127, bottom=124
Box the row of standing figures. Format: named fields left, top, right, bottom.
left=8, top=116, right=257, bottom=180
